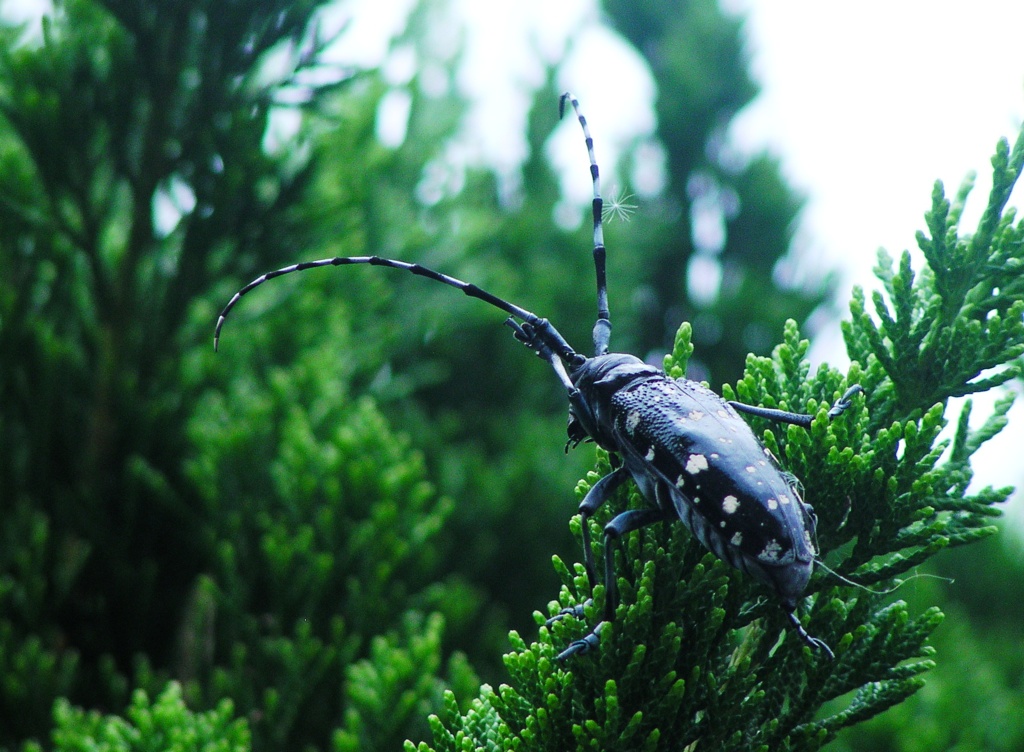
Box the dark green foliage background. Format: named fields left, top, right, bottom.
left=1, top=1, right=1021, bottom=750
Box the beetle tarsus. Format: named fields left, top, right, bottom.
left=545, top=601, right=589, bottom=628
left=828, top=384, right=865, bottom=419
left=555, top=622, right=605, bottom=661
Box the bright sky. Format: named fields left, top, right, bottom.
left=336, top=0, right=1024, bottom=308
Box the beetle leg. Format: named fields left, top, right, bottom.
left=828, top=384, right=864, bottom=419
left=577, top=467, right=631, bottom=589
left=546, top=466, right=630, bottom=629
left=729, top=384, right=864, bottom=428
left=556, top=505, right=673, bottom=661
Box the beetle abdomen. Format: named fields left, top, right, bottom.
left=609, top=374, right=816, bottom=606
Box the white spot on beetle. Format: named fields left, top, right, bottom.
left=718, top=437, right=733, bottom=445
left=689, top=410, right=705, bottom=421
left=675, top=475, right=686, bottom=489
left=767, top=498, right=778, bottom=510
left=745, top=465, right=756, bottom=473
left=685, top=454, right=709, bottom=474
left=710, top=452, right=720, bottom=459
left=717, top=409, right=728, bottom=418
left=731, top=532, right=743, bottom=547
left=645, top=446, right=656, bottom=461
left=626, top=410, right=641, bottom=433
left=779, top=494, right=792, bottom=505
left=720, top=520, right=727, bottom=528
left=758, top=539, right=783, bottom=562
left=805, top=530, right=817, bottom=554
left=722, top=495, right=739, bottom=514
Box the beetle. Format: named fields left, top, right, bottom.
left=215, top=92, right=861, bottom=661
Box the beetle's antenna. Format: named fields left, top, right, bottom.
left=560, top=92, right=610, bottom=357
left=814, top=558, right=953, bottom=595
left=214, top=255, right=581, bottom=367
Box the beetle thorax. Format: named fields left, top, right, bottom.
left=566, top=354, right=660, bottom=449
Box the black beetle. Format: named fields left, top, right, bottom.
left=215, top=92, right=861, bottom=660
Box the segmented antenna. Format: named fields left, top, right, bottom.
left=213, top=255, right=582, bottom=368
left=560, top=92, right=610, bottom=357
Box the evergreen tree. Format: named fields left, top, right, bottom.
left=832, top=529, right=1024, bottom=751
left=0, top=1, right=474, bottom=749
left=11, top=0, right=1016, bottom=750
left=411, top=118, right=1024, bottom=752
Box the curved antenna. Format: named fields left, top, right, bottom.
left=560, top=92, right=610, bottom=357
left=213, top=255, right=581, bottom=366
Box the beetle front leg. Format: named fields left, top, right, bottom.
left=547, top=466, right=630, bottom=629
left=556, top=506, right=673, bottom=661
left=577, top=467, right=631, bottom=589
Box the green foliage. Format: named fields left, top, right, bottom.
left=333, top=612, right=481, bottom=752
left=9, top=0, right=1017, bottom=750
left=832, top=530, right=1024, bottom=751
left=23, top=682, right=249, bottom=752
left=410, top=119, right=1024, bottom=751
left=0, top=1, right=473, bottom=750
left=184, top=309, right=479, bottom=750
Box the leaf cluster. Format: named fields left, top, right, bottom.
left=22, top=683, right=250, bottom=752
left=0, top=2, right=478, bottom=751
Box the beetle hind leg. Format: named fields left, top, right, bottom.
left=729, top=384, right=864, bottom=428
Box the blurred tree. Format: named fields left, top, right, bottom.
left=0, top=0, right=330, bottom=680
left=0, top=1, right=475, bottom=750
left=603, top=0, right=829, bottom=383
